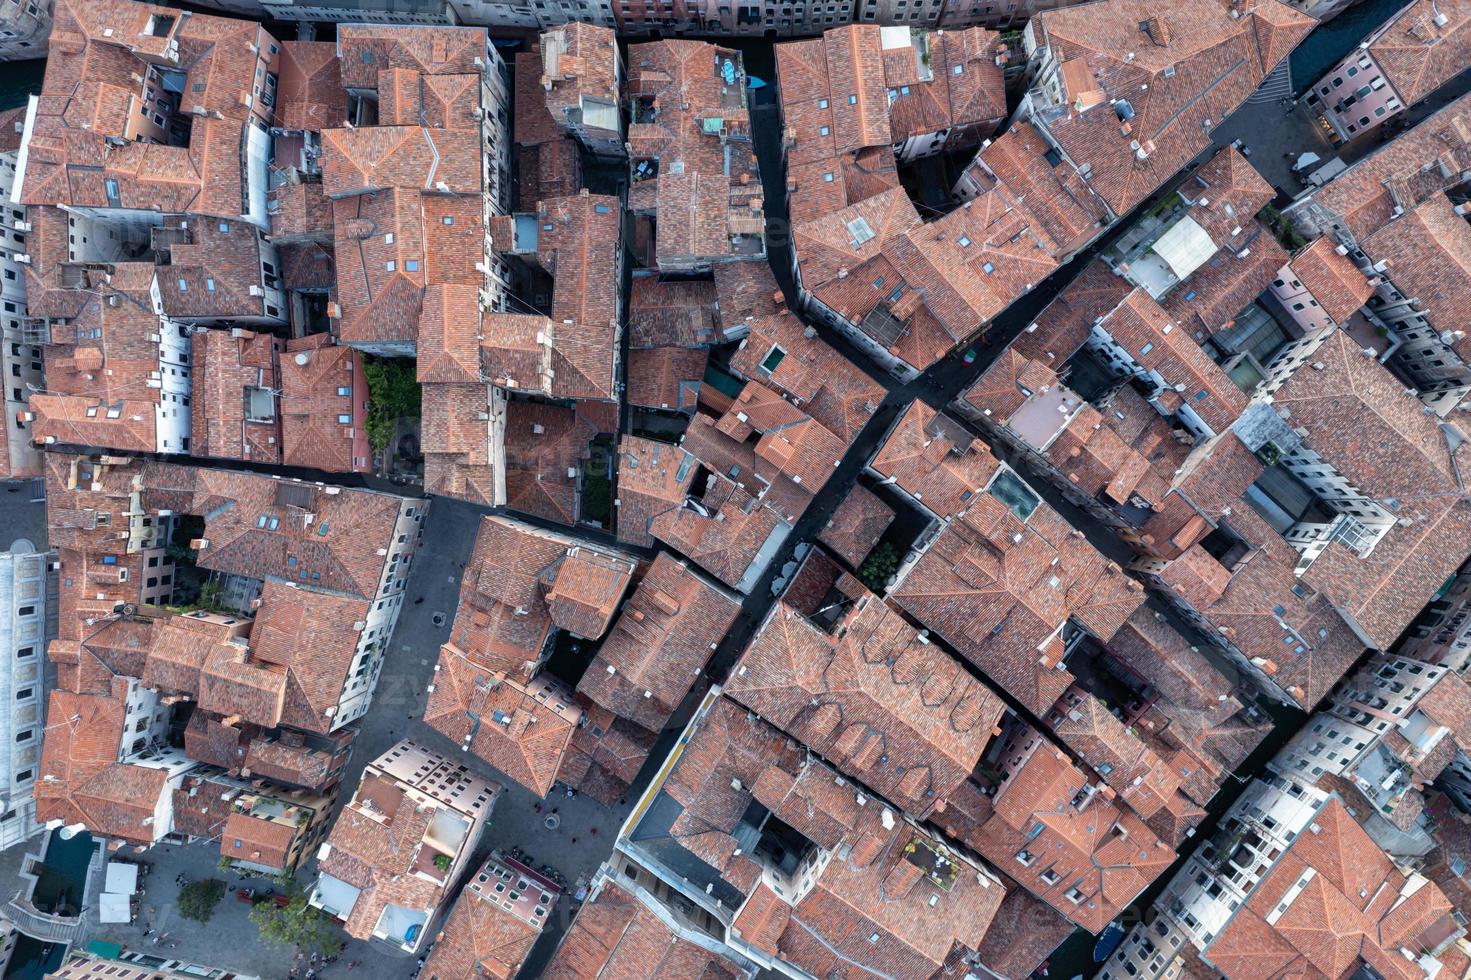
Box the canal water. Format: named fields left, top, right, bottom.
left=0, top=59, right=43, bottom=112
left=1290, top=0, right=1413, bottom=94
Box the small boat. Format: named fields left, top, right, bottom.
left=1093, top=922, right=1125, bottom=962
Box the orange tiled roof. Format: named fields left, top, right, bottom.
left=190, top=328, right=283, bottom=464
left=870, top=402, right=999, bottom=519
left=935, top=734, right=1174, bottom=932
left=728, top=594, right=1005, bottom=819
left=578, top=553, right=740, bottom=732
left=1288, top=237, right=1375, bottom=325
left=1030, top=0, right=1312, bottom=217
left=279, top=334, right=369, bottom=473
left=424, top=646, right=581, bottom=797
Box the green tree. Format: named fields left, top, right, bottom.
left=363, top=358, right=422, bottom=454
left=250, top=895, right=342, bottom=958
left=177, top=879, right=225, bottom=924
left=858, top=542, right=899, bottom=592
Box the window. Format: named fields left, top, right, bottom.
left=442, top=215, right=454, bottom=225
left=205, top=278, right=215, bottom=292
left=338, top=414, right=352, bottom=424
left=981, top=261, right=995, bottom=274
left=848, top=94, right=857, bottom=104
left=1016, top=848, right=1036, bottom=866
left=405, top=260, right=419, bottom=272
left=217, top=221, right=230, bottom=233
left=819, top=125, right=830, bottom=136
left=177, top=278, right=187, bottom=292
left=337, top=386, right=351, bottom=396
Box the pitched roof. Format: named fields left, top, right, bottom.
left=279, top=335, right=368, bottom=473
left=579, top=554, right=740, bottom=732
left=223, top=811, right=297, bottom=871
left=955, top=120, right=1111, bottom=258
left=728, top=595, right=1005, bottom=819
left=869, top=402, right=999, bottom=519
left=190, top=328, right=283, bottom=464
left=627, top=347, right=708, bottom=413
left=1031, top=0, right=1312, bottom=216
left=935, top=734, right=1174, bottom=933
left=543, top=545, right=637, bottom=640
left=1293, top=90, right=1471, bottom=241
left=424, top=646, right=581, bottom=797
left=818, top=482, right=894, bottom=568
left=615, top=435, right=697, bottom=548
left=624, top=39, right=763, bottom=269
left=1206, top=797, right=1461, bottom=978
left=891, top=489, right=1145, bottom=715
left=25, top=0, right=278, bottom=219
left=421, top=853, right=556, bottom=980
left=146, top=462, right=402, bottom=600
left=544, top=879, right=745, bottom=980
left=1366, top=0, right=1471, bottom=108
left=442, top=514, right=571, bottom=681
left=1269, top=329, right=1471, bottom=650
left=422, top=383, right=501, bottom=506
left=1104, top=289, right=1249, bottom=432
left=727, top=310, right=886, bottom=444
left=35, top=679, right=163, bottom=843
left=631, top=696, right=1004, bottom=978
left=1288, top=237, right=1375, bottom=324
left=503, top=400, right=596, bottom=525
left=275, top=41, right=346, bottom=132
left=1362, top=194, right=1471, bottom=357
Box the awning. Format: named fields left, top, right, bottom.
left=1150, top=215, right=1218, bottom=281
left=86, top=940, right=123, bottom=959
left=104, top=861, right=138, bottom=895
left=99, top=892, right=131, bottom=924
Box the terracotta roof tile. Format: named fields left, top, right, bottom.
left=544, top=878, right=745, bottom=979
left=1288, top=237, right=1375, bottom=325
left=615, top=435, right=697, bottom=548
left=191, top=328, right=284, bottom=464
left=579, top=553, right=740, bottom=732
left=872, top=403, right=1000, bottom=518
left=728, top=311, right=886, bottom=443
left=1290, top=90, right=1471, bottom=241
left=278, top=335, right=369, bottom=472
left=503, top=400, right=596, bottom=525
left=275, top=41, right=346, bottom=132
left=1362, top=194, right=1471, bottom=355
left=1366, top=0, right=1471, bottom=108
left=729, top=594, right=1004, bottom=819
left=422, top=852, right=557, bottom=980
left=424, top=646, right=581, bottom=797
left=818, top=482, right=894, bottom=568
left=1030, top=0, right=1312, bottom=217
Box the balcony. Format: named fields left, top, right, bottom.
left=373, top=903, right=428, bottom=952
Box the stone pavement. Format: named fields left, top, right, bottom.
left=0, top=482, right=48, bottom=554
left=1210, top=98, right=1335, bottom=197
left=71, top=838, right=408, bottom=980
left=0, top=494, right=633, bottom=979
